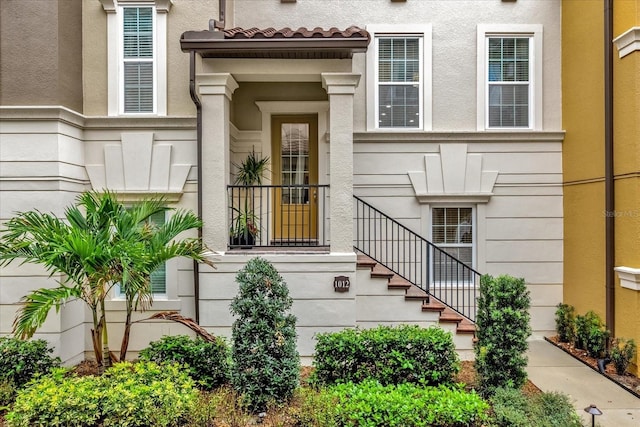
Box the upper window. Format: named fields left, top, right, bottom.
left=101, top=0, right=170, bottom=116
left=366, top=25, right=432, bottom=131
left=122, top=7, right=154, bottom=113
left=477, top=25, right=543, bottom=130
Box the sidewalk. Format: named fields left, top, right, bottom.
left=527, top=339, right=640, bottom=427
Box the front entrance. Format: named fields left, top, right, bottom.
left=271, top=115, right=318, bottom=244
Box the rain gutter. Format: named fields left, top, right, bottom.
left=604, top=0, right=615, bottom=333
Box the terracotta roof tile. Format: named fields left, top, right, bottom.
left=223, top=26, right=369, bottom=41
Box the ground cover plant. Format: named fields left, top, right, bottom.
left=6, top=361, right=196, bottom=427
left=139, top=334, right=230, bottom=390
left=312, top=324, right=459, bottom=387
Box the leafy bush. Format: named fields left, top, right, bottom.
left=6, top=361, right=197, bottom=427
left=575, top=310, right=609, bottom=358
left=230, top=257, right=299, bottom=411
left=139, top=334, right=230, bottom=390
left=312, top=324, right=460, bottom=387
left=0, top=380, right=16, bottom=411
left=328, top=380, right=488, bottom=427
left=489, top=387, right=582, bottom=427
left=475, top=274, right=531, bottom=396
left=0, top=337, right=60, bottom=388
left=554, top=303, right=576, bottom=343
left=610, top=337, right=637, bottom=375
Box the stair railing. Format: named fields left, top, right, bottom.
left=354, top=195, right=480, bottom=322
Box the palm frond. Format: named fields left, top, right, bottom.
left=13, top=286, right=81, bottom=339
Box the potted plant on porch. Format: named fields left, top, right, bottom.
left=230, top=149, right=269, bottom=248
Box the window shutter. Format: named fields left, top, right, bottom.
left=123, top=7, right=154, bottom=113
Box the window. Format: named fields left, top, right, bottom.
left=101, top=0, right=170, bottom=116
left=366, top=25, right=432, bottom=130
left=122, top=7, right=154, bottom=113
left=115, top=210, right=166, bottom=298
left=477, top=25, right=542, bottom=130
left=431, top=207, right=474, bottom=282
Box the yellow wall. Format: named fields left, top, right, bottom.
left=563, top=0, right=640, bottom=375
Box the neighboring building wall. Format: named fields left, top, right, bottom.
left=0, top=0, right=83, bottom=111
left=563, top=0, right=640, bottom=374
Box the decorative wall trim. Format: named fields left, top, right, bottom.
left=613, top=27, right=640, bottom=58
left=615, top=266, right=640, bottom=291
left=86, top=132, right=191, bottom=198
left=353, top=131, right=565, bottom=143
left=408, top=144, right=498, bottom=203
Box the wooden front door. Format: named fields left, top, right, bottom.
left=271, top=115, right=318, bottom=243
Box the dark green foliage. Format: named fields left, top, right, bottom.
left=0, top=380, right=16, bottom=411
left=0, top=337, right=60, bottom=388
left=575, top=310, right=609, bottom=358
left=6, top=361, right=196, bottom=427
left=554, top=303, right=576, bottom=343
left=489, top=387, right=583, bottom=427
left=230, top=257, right=299, bottom=411
left=312, top=324, right=460, bottom=387
left=139, top=334, right=230, bottom=390
left=327, top=380, right=488, bottom=427
left=610, top=337, right=637, bottom=375
left=475, top=274, right=531, bottom=396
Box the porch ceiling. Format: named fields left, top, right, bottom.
left=180, top=26, right=370, bottom=59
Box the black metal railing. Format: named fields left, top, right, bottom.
left=227, top=184, right=329, bottom=248
left=354, top=195, right=480, bottom=322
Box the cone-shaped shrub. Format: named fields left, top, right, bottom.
left=230, top=257, right=299, bottom=411
left=475, top=274, right=531, bottom=396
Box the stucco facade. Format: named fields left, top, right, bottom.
left=563, top=0, right=640, bottom=375
left=1, top=0, right=563, bottom=363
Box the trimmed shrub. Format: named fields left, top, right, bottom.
left=328, top=380, right=488, bottom=427
left=610, top=337, right=636, bottom=375
left=0, top=337, right=60, bottom=388
left=230, top=257, right=299, bottom=411
left=475, top=274, right=531, bottom=396
left=139, top=334, right=230, bottom=390
left=6, top=361, right=197, bottom=427
left=489, top=387, right=582, bottom=427
left=575, top=310, right=609, bottom=358
left=312, top=324, right=459, bottom=387
left=0, top=380, right=16, bottom=411
left=554, top=303, right=576, bottom=343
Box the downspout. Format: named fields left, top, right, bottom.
left=604, top=0, right=615, bottom=333
left=190, top=50, right=203, bottom=324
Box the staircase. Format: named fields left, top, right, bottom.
left=353, top=196, right=480, bottom=357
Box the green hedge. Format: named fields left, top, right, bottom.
left=139, top=335, right=230, bottom=390
left=0, top=337, right=60, bottom=389
left=6, top=361, right=196, bottom=427
left=312, top=325, right=460, bottom=386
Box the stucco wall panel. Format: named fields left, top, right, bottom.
left=486, top=217, right=563, bottom=240
left=485, top=240, right=562, bottom=263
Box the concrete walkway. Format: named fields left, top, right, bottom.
left=527, top=339, right=640, bottom=427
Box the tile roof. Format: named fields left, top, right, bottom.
left=223, top=26, right=370, bottom=40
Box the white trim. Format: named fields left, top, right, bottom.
left=613, top=26, right=640, bottom=58
left=476, top=24, right=543, bottom=131
left=615, top=266, right=640, bottom=291
left=102, top=0, right=170, bottom=116
left=366, top=24, right=432, bottom=131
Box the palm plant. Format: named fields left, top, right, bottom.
left=231, top=149, right=269, bottom=245
left=0, top=191, right=211, bottom=368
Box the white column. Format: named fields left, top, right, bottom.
left=198, top=73, right=239, bottom=251
left=321, top=73, right=361, bottom=254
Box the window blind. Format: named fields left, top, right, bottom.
left=123, top=7, right=154, bottom=113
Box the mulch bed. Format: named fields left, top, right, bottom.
left=546, top=335, right=640, bottom=398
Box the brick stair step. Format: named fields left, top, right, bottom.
left=356, top=254, right=377, bottom=269
left=456, top=319, right=476, bottom=334
left=438, top=308, right=463, bottom=323
left=405, top=286, right=428, bottom=300
left=371, top=264, right=394, bottom=279
left=388, top=276, right=411, bottom=289
left=422, top=299, right=446, bottom=312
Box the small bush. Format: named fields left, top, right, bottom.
left=230, top=257, right=299, bottom=412
left=0, top=380, right=16, bottom=411
left=139, top=334, right=230, bottom=390
left=328, top=380, right=488, bottom=427
left=610, top=337, right=636, bottom=375
left=475, top=274, right=531, bottom=396
left=312, top=325, right=460, bottom=387
left=575, top=310, right=609, bottom=358
left=555, top=303, right=576, bottom=343
left=0, top=337, right=60, bottom=388
left=489, top=387, right=582, bottom=427
left=7, top=361, right=197, bottom=427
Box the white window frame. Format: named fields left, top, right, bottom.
left=429, top=206, right=476, bottom=285
left=366, top=24, right=432, bottom=131
left=101, top=0, right=170, bottom=116
left=476, top=24, right=543, bottom=131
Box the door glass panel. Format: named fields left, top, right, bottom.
left=281, top=123, right=310, bottom=204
